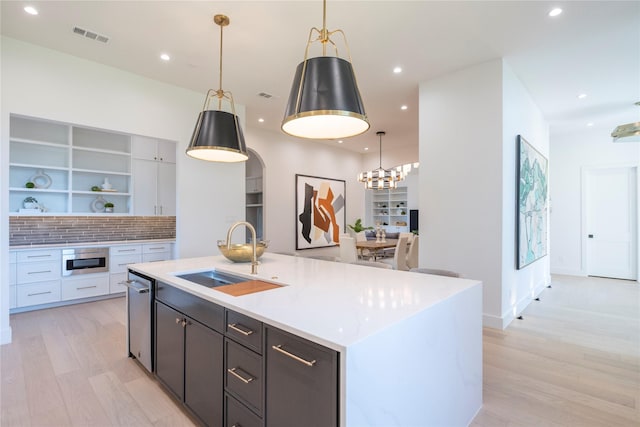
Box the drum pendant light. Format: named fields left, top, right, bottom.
left=282, top=0, right=369, bottom=140
left=186, top=14, right=248, bottom=162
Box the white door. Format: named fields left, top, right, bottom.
left=132, top=159, right=157, bottom=215
left=157, top=162, right=176, bottom=216
left=586, top=166, right=637, bottom=280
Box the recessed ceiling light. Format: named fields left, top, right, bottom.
left=577, top=93, right=587, bottom=99
left=364, top=147, right=369, bottom=151
left=548, top=8, right=563, bottom=17
left=586, top=122, right=594, bottom=127
left=24, top=6, right=38, bottom=15
left=258, top=118, right=265, bottom=123
left=160, top=53, right=171, bottom=61
left=401, top=105, right=408, bottom=110
left=337, top=140, right=343, bottom=144
left=393, top=67, right=402, bottom=74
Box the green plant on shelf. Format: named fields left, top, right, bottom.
left=25, top=181, right=35, bottom=189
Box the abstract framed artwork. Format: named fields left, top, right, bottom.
left=517, top=135, right=549, bottom=269
left=295, top=174, right=346, bottom=250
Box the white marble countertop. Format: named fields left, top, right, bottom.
left=130, top=253, right=481, bottom=352
left=10, top=238, right=175, bottom=250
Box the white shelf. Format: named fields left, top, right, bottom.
left=9, top=115, right=134, bottom=215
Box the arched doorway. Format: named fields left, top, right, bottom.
left=245, top=149, right=265, bottom=242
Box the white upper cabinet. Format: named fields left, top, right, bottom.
left=131, top=135, right=177, bottom=216
left=131, top=136, right=176, bottom=163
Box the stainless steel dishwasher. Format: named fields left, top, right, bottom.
left=124, top=271, right=154, bottom=373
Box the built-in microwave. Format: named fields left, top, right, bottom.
left=62, top=247, right=109, bottom=276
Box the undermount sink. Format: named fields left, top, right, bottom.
left=176, top=270, right=246, bottom=289
left=175, top=270, right=284, bottom=296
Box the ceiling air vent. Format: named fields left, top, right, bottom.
left=72, top=26, right=110, bottom=44
left=258, top=92, right=273, bottom=99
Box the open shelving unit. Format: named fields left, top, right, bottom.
left=370, top=187, right=409, bottom=232
left=9, top=115, right=132, bottom=215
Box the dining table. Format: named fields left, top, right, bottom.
left=355, top=238, right=398, bottom=261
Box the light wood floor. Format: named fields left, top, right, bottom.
left=1, top=275, right=638, bottom=426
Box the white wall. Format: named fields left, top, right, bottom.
left=501, top=62, right=550, bottom=326
left=0, top=37, right=245, bottom=343
left=419, top=59, right=550, bottom=329
left=550, top=128, right=640, bottom=276
left=244, top=127, right=366, bottom=256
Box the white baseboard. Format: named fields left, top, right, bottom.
left=1, top=326, right=12, bottom=345
left=483, top=277, right=550, bottom=330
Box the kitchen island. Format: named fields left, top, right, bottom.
left=129, top=253, right=482, bottom=426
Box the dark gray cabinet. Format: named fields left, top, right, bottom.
left=155, top=301, right=184, bottom=399
left=265, top=326, right=338, bottom=427
left=153, top=283, right=339, bottom=427
left=155, top=284, right=224, bottom=427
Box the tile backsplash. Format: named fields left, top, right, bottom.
left=9, top=216, right=176, bottom=246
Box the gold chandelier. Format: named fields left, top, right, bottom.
left=357, top=131, right=405, bottom=190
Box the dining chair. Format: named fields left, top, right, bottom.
left=354, top=231, right=372, bottom=260
left=406, top=235, right=419, bottom=269
left=380, top=236, right=409, bottom=270
left=339, top=236, right=358, bottom=263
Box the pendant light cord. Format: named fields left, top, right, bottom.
left=321, top=0, right=327, bottom=55
left=218, top=21, right=224, bottom=110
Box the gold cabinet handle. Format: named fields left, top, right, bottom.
left=227, top=367, right=254, bottom=384
left=228, top=323, right=254, bottom=336
left=271, top=344, right=316, bottom=367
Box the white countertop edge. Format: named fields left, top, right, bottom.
left=129, top=253, right=482, bottom=352
left=10, top=238, right=176, bottom=250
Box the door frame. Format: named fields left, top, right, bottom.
left=580, top=163, right=639, bottom=281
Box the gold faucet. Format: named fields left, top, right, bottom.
left=226, top=221, right=258, bottom=274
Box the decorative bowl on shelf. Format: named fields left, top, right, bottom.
left=217, top=240, right=269, bottom=263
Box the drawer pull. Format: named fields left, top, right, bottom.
left=118, top=263, right=130, bottom=267
left=28, top=291, right=52, bottom=297
left=28, top=270, right=52, bottom=274
left=77, top=285, right=97, bottom=290
left=27, top=254, right=52, bottom=258
left=228, top=323, right=254, bottom=336
left=117, top=249, right=137, bottom=253
left=147, top=247, right=165, bottom=250
left=271, top=345, right=316, bottom=367
left=227, top=367, right=254, bottom=384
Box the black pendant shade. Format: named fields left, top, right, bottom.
left=187, top=110, right=248, bottom=162
left=282, top=56, right=369, bottom=139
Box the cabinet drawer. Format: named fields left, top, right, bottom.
left=17, top=249, right=61, bottom=262
left=225, top=393, right=263, bottom=427
left=156, top=282, right=224, bottom=333
left=110, top=245, right=142, bottom=256
left=9, top=263, right=17, bottom=285
left=110, top=254, right=142, bottom=274
left=143, top=243, right=171, bottom=254
left=9, top=285, right=17, bottom=309
left=142, top=252, right=170, bottom=263
left=109, top=272, right=127, bottom=294
left=226, top=309, right=263, bottom=354
left=265, top=326, right=338, bottom=427
left=17, top=280, right=61, bottom=307
left=225, top=339, right=263, bottom=416
left=61, top=274, right=110, bottom=301
left=17, top=261, right=61, bottom=283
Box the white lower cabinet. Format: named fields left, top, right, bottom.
left=9, top=252, right=17, bottom=309
left=110, top=272, right=128, bottom=294
left=61, top=274, right=110, bottom=301
left=10, top=241, right=173, bottom=311
left=17, top=280, right=61, bottom=307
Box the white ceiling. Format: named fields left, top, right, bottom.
left=1, top=1, right=639, bottom=154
